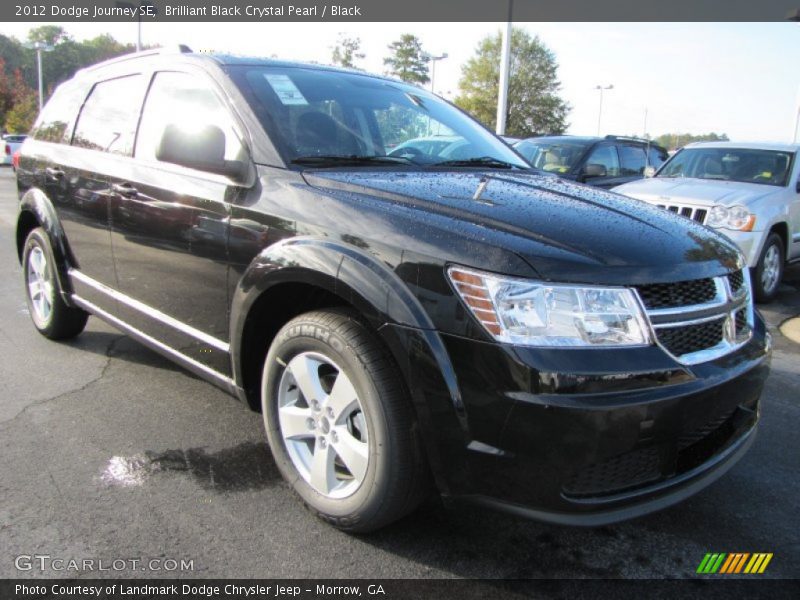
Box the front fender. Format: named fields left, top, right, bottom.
left=17, top=187, right=75, bottom=304
left=229, top=237, right=468, bottom=493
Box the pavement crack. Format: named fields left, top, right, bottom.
left=0, top=334, right=125, bottom=426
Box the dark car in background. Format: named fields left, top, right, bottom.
left=14, top=48, right=768, bottom=532
left=514, top=135, right=669, bottom=188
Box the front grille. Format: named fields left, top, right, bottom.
left=657, top=318, right=725, bottom=357
left=729, top=270, right=744, bottom=294
left=637, top=278, right=717, bottom=310
left=563, top=446, right=661, bottom=497
left=735, top=308, right=747, bottom=332
left=658, top=203, right=708, bottom=224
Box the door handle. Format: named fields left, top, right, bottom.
left=112, top=182, right=138, bottom=198
left=45, top=167, right=65, bottom=180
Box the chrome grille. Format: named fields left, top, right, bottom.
left=636, top=269, right=753, bottom=364
left=637, top=278, right=716, bottom=310
left=657, top=203, right=708, bottom=224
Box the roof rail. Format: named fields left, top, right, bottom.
left=603, top=134, right=662, bottom=146
left=77, top=45, right=193, bottom=76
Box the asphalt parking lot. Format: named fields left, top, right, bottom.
left=0, top=166, right=798, bottom=580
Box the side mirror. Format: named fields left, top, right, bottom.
left=582, top=163, right=607, bottom=179
left=156, top=124, right=247, bottom=182
left=643, top=166, right=657, bottom=178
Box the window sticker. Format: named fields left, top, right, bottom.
left=264, top=74, right=308, bottom=106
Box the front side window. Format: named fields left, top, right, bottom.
left=135, top=71, right=245, bottom=163
left=72, top=75, right=146, bottom=156
left=584, top=144, right=620, bottom=176
left=658, top=148, right=794, bottom=186
left=227, top=65, right=528, bottom=168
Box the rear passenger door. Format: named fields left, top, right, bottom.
left=108, top=70, right=248, bottom=376
left=59, top=74, right=148, bottom=312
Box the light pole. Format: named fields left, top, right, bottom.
left=427, top=53, right=448, bottom=95
left=117, top=1, right=156, bottom=51
left=496, top=17, right=513, bottom=135
left=595, top=84, right=614, bottom=136
left=25, top=41, right=53, bottom=111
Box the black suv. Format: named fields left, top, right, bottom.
left=514, top=135, right=669, bottom=189
left=15, top=49, right=769, bottom=532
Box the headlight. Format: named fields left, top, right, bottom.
left=448, top=267, right=652, bottom=347
left=706, top=205, right=756, bottom=231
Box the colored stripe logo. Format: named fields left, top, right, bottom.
left=696, top=553, right=773, bottom=574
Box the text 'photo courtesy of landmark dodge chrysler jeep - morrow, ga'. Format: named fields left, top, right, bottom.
left=14, top=48, right=770, bottom=532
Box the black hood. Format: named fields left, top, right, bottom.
left=303, top=169, right=743, bottom=285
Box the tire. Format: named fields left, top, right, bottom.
left=22, top=227, right=88, bottom=339
left=261, top=309, right=428, bottom=532
left=752, top=232, right=784, bottom=303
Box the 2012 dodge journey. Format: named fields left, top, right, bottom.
left=14, top=48, right=770, bottom=531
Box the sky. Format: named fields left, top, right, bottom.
left=2, top=21, right=799, bottom=142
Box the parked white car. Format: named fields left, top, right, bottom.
left=614, top=142, right=800, bottom=302
left=3, top=134, right=27, bottom=166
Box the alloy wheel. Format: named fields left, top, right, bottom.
left=277, top=351, right=370, bottom=499
left=26, top=245, right=54, bottom=327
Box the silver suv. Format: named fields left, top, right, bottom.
left=614, top=142, right=800, bottom=302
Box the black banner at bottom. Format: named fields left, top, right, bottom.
left=2, top=579, right=800, bottom=600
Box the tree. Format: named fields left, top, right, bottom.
left=5, top=90, right=38, bottom=133
left=331, top=34, right=364, bottom=69
left=383, top=34, right=430, bottom=84
left=455, top=28, right=570, bottom=137
left=27, top=25, right=71, bottom=46
left=654, top=132, right=729, bottom=151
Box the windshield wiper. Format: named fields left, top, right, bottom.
left=291, top=154, right=416, bottom=167
left=430, top=156, right=522, bottom=169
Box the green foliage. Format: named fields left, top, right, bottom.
left=0, top=30, right=135, bottom=102
left=654, top=132, right=730, bottom=151
left=383, top=34, right=430, bottom=84
left=331, top=34, right=364, bottom=69
left=5, top=90, right=38, bottom=133
left=454, top=28, right=570, bottom=138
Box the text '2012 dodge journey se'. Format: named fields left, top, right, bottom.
left=15, top=48, right=770, bottom=532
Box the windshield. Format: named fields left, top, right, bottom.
left=227, top=65, right=529, bottom=168
left=658, top=147, right=794, bottom=186
left=513, top=139, right=591, bottom=173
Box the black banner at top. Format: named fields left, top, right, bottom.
left=3, top=0, right=800, bottom=22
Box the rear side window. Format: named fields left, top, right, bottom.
left=135, top=71, right=244, bottom=163
left=618, top=145, right=648, bottom=176
left=31, top=82, right=88, bottom=144
left=72, top=75, right=147, bottom=156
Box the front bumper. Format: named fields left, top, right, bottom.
left=383, top=312, right=770, bottom=524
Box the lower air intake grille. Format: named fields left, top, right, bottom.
left=563, top=446, right=661, bottom=497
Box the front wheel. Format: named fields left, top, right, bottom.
left=752, top=232, right=784, bottom=303
left=261, top=309, right=428, bottom=532
left=22, top=227, right=88, bottom=339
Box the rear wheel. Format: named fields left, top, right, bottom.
left=261, top=309, right=428, bottom=532
left=752, top=232, right=784, bottom=303
left=22, top=228, right=88, bottom=339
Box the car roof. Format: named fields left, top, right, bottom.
left=684, top=141, right=800, bottom=152
left=76, top=46, right=407, bottom=87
